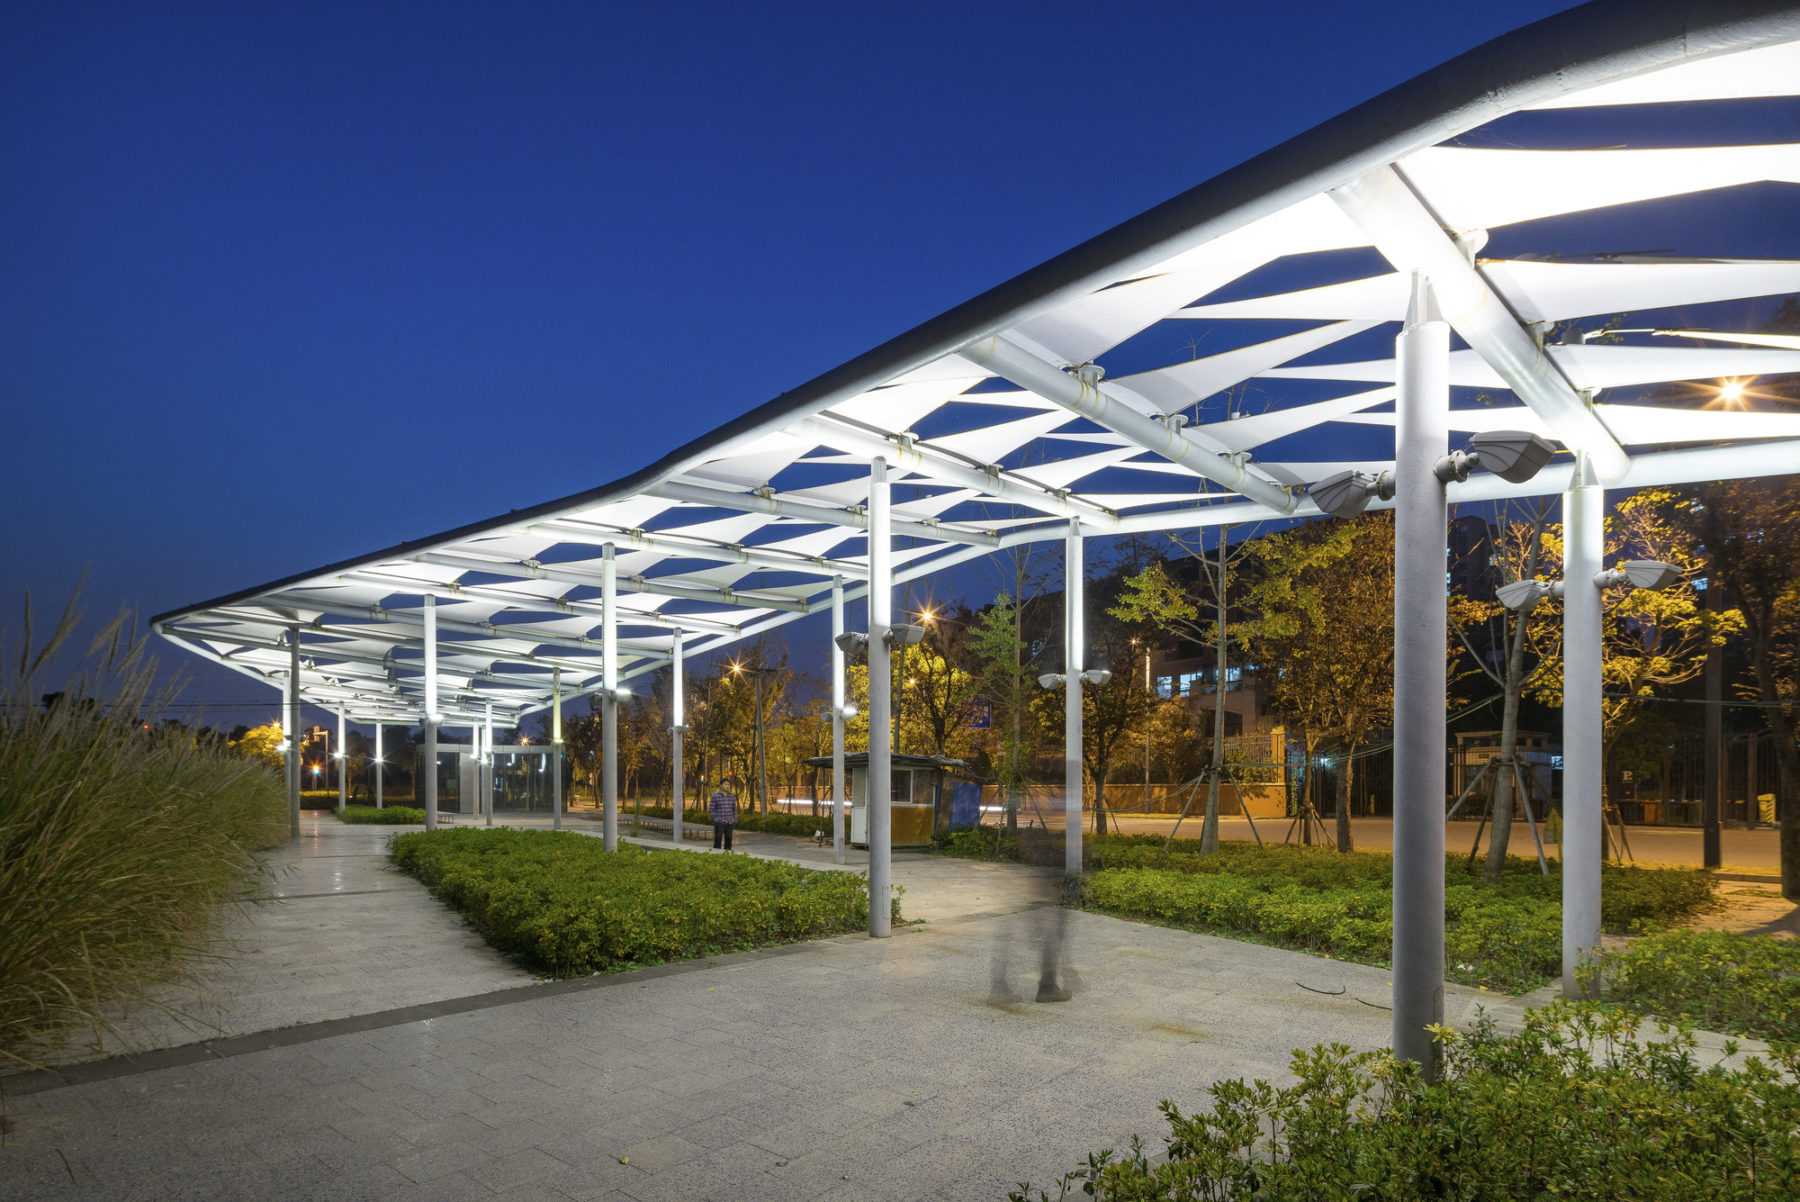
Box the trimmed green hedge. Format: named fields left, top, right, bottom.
left=632, top=804, right=840, bottom=838
left=1582, top=929, right=1800, bottom=1042
left=391, top=828, right=887, bottom=976
left=932, top=831, right=1716, bottom=993
left=337, top=804, right=426, bottom=825
left=1014, top=1002, right=1800, bottom=1202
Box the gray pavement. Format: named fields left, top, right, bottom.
left=0, top=813, right=1499, bottom=1201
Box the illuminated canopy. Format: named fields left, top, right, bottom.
left=155, top=0, right=1800, bottom=728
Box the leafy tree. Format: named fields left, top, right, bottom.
left=1111, top=527, right=1250, bottom=854
left=1449, top=502, right=1555, bottom=882
left=1036, top=574, right=1155, bottom=837
left=230, top=722, right=285, bottom=771
left=900, top=610, right=984, bottom=760
left=1519, top=490, right=1737, bottom=841
left=1666, top=478, right=1800, bottom=897
left=968, top=593, right=1042, bottom=828
left=1238, top=513, right=1398, bottom=852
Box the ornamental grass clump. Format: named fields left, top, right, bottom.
left=0, top=597, right=288, bottom=1070
left=392, top=827, right=884, bottom=976
left=1014, top=1003, right=1800, bottom=1202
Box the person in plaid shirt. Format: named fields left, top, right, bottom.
left=710, top=777, right=739, bottom=850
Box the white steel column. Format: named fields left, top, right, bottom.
left=671, top=628, right=686, bottom=844
left=602, top=543, right=619, bottom=851
left=484, top=701, right=495, bottom=826
left=336, top=709, right=346, bottom=813
left=286, top=627, right=301, bottom=839
left=374, top=723, right=384, bottom=809
left=867, top=460, right=893, bottom=937
left=1391, top=274, right=1449, bottom=1075
left=831, top=577, right=847, bottom=866
left=423, top=595, right=439, bottom=831
left=553, top=665, right=564, bottom=831
left=1064, top=522, right=1085, bottom=875
left=1562, top=457, right=1605, bottom=997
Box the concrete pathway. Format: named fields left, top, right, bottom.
left=0, top=813, right=1503, bottom=1201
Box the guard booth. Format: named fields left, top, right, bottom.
left=804, top=752, right=982, bottom=848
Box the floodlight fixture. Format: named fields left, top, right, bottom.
left=1079, top=669, right=1113, bottom=686
left=884, top=623, right=926, bottom=648
left=1597, top=560, right=1684, bottom=591
left=834, top=704, right=859, bottom=720
left=834, top=631, right=869, bottom=655
left=608, top=686, right=633, bottom=703
left=1466, top=430, right=1557, bottom=484
left=669, top=723, right=690, bottom=734
left=1310, top=469, right=1394, bottom=519
left=1038, top=672, right=1065, bottom=688
left=1496, top=578, right=1557, bottom=611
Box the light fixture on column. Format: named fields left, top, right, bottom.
left=609, top=686, right=633, bottom=703
left=834, top=631, right=869, bottom=656
left=834, top=704, right=859, bottom=720
left=1310, top=469, right=1395, bottom=519
left=1311, top=430, right=1557, bottom=518
left=1496, top=578, right=1559, bottom=611
left=1597, top=560, right=1684, bottom=590
left=1037, top=669, right=1113, bottom=688
left=884, top=623, right=926, bottom=647
left=1499, top=559, right=1683, bottom=612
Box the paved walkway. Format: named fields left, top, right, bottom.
left=0, top=815, right=1593, bottom=1200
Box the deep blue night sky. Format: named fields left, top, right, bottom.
left=2, top=1, right=1578, bottom=725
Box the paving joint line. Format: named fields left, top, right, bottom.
left=0, top=924, right=909, bottom=1097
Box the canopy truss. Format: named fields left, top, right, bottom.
left=156, top=0, right=1800, bottom=729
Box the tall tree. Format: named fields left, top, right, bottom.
left=1035, top=573, right=1154, bottom=836
left=1238, top=513, right=1398, bottom=852
left=1666, top=479, right=1800, bottom=897
left=1449, top=502, right=1555, bottom=881
left=1111, top=526, right=1251, bottom=854
left=1520, top=489, right=1734, bottom=823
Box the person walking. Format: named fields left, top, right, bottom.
left=710, top=776, right=739, bottom=851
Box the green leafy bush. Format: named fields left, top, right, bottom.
left=1040, top=836, right=1715, bottom=992
left=1, top=599, right=288, bottom=1069
left=1014, top=1003, right=1800, bottom=1202
left=1581, top=929, right=1800, bottom=1042
left=627, top=805, right=833, bottom=838
left=337, top=804, right=426, bottom=825
left=735, top=810, right=838, bottom=837
left=391, top=828, right=890, bottom=976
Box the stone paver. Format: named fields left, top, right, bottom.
left=3, top=813, right=1505, bottom=1199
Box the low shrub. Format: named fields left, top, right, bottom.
left=391, top=828, right=893, bottom=976
left=1, top=598, right=288, bottom=1069
left=735, top=810, right=837, bottom=837
left=1013, top=1002, right=1800, bottom=1202
left=337, top=804, right=426, bottom=825
left=1581, top=928, right=1800, bottom=1042
left=1052, top=836, right=1717, bottom=992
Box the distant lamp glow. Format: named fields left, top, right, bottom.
left=1718, top=379, right=1747, bottom=406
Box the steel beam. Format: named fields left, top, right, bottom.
left=867, top=458, right=893, bottom=938
left=649, top=479, right=1002, bottom=549
left=1563, top=458, right=1605, bottom=997
left=1391, top=275, right=1449, bottom=1078
left=1329, top=165, right=1630, bottom=482
left=960, top=335, right=1299, bottom=514
left=415, top=550, right=810, bottom=613
left=796, top=414, right=1118, bottom=528
left=531, top=517, right=871, bottom=579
